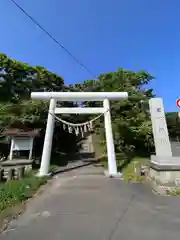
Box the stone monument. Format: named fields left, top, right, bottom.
left=149, top=98, right=180, bottom=194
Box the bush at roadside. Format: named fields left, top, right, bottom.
left=0, top=172, right=48, bottom=212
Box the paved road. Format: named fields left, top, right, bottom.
left=1, top=165, right=180, bottom=240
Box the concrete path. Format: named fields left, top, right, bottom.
left=1, top=165, right=180, bottom=240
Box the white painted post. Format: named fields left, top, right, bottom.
left=28, top=137, right=34, bottom=160
left=39, top=99, right=56, bottom=176
left=9, top=137, right=14, bottom=160
left=103, top=98, right=118, bottom=175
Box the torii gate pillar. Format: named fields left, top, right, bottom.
left=39, top=99, right=56, bottom=176
left=31, top=92, right=128, bottom=177
left=103, top=98, right=117, bottom=175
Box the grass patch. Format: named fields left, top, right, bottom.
left=49, top=165, right=59, bottom=173
left=167, top=188, right=180, bottom=196
left=122, top=157, right=148, bottom=182
left=0, top=171, right=48, bottom=231
left=0, top=203, right=26, bottom=232
left=100, top=154, right=148, bottom=182
left=0, top=172, right=48, bottom=212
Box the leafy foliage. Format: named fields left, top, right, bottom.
left=0, top=53, right=65, bottom=126
left=74, top=68, right=155, bottom=155
left=0, top=53, right=79, bottom=157
left=0, top=53, right=64, bottom=103
left=0, top=53, right=157, bottom=158
left=166, top=112, right=180, bottom=140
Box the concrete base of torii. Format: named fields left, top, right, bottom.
left=104, top=170, right=123, bottom=179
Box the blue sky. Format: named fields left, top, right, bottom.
left=0, top=0, right=180, bottom=112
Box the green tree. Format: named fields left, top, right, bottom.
left=74, top=68, right=154, bottom=156
left=0, top=53, right=80, bottom=160
left=0, top=53, right=156, bottom=160
left=0, top=53, right=64, bottom=103
left=166, top=112, right=180, bottom=140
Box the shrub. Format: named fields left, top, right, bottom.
left=0, top=172, right=48, bottom=212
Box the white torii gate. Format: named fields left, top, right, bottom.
left=31, top=92, right=128, bottom=177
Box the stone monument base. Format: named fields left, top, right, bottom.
left=149, top=155, right=180, bottom=195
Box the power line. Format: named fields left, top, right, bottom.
left=10, top=0, right=97, bottom=79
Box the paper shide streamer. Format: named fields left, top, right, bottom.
left=50, top=109, right=109, bottom=138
